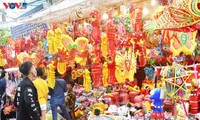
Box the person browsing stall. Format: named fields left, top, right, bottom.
left=65, top=81, right=76, bottom=120
left=0, top=66, right=6, bottom=115
left=49, top=70, right=71, bottom=120
left=14, top=62, right=41, bottom=120
left=33, top=67, right=49, bottom=120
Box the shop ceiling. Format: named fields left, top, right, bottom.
left=0, top=0, right=46, bottom=22
left=21, top=0, right=153, bottom=23
left=0, top=0, right=157, bottom=27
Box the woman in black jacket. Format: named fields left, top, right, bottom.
left=14, top=61, right=41, bottom=120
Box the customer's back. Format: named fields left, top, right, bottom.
left=50, top=78, right=67, bottom=105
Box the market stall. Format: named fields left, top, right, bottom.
left=1, top=0, right=200, bottom=119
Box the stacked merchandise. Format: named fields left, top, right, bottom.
left=1, top=0, right=200, bottom=119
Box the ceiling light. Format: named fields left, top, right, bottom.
left=102, top=13, right=108, bottom=20
left=151, top=0, right=157, bottom=5
left=143, top=7, right=149, bottom=15
left=120, top=5, right=127, bottom=14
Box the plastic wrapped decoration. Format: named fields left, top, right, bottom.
left=51, top=22, right=58, bottom=31
left=83, top=68, right=92, bottom=92
left=102, top=62, right=108, bottom=87
left=90, top=10, right=102, bottom=63
left=17, top=52, right=30, bottom=63
left=92, top=102, right=108, bottom=114
left=107, top=53, right=117, bottom=85
left=47, top=62, right=55, bottom=89
left=7, top=37, right=15, bottom=49
left=66, top=48, right=78, bottom=68
left=90, top=10, right=101, bottom=45
left=75, top=37, right=89, bottom=66
left=133, top=39, right=147, bottom=67
left=106, top=12, right=117, bottom=85
left=47, top=30, right=57, bottom=54
left=61, top=34, right=75, bottom=50
left=55, top=48, right=67, bottom=74
left=115, top=52, right=135, bottom=83
left=36, top=55, right=47, bottom=69
left=1, top=46, right=15, bottom=68
left=54, top=28, right=65, bottom=50
left=131, top=7, right=143, bottom=33
left=91, top=58, right=103, bottom=88
left=114, top=14, right=132, bottom=33
left=31, top=27, right=44, bottom=42
left=88, top=115, right=113, bottom=120
left=115, top=52, right=126, bottom=83
left=150, top=88, right=164, bottom=119
left=108, top=92, right=120, bottom=105
left=14, top=41, right=21, bottom=55
left=30, top=53, right=40, bottom=65
left=174, top=63, right=187, bottom=77
left=65, top=24, right=73, bottom=37
left=130, top=6, right=146, bottom=67
left=141, top=81, right=154, bottom=95
left=25, top=39, right=32, bottom=53
left=150, top=47, right=162, bottom=59
left=14, top=37, right=25, bottom=54
left=144, top=67, right=155, bottom=80
left=35, top=42, right=43, bottom=53
left=71, top=69, right=83, bottom=80
left=75, top=37, right=88, bottom=50
left=170, top=31, right=197, bottom=56
left=73, top=21, right=80, bottom=39
left=3, top=104, right=16, bottom=115
left=77, top=21, right=88, bottom=37
left=106, top=14, right=116, bottom=56
left=73, top=21, right=89, bottom=39
left=101, top=34, right=108, bottom=58
left=42, top=38, right=48, bottom=52
left=0, top=49, right=6, bottom=66
left=176, top=102, right=189, bottom=120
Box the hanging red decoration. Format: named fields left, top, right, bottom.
left=52, top=22, right=58, bottom=31
left=90, top=10, right=101, bottom=46
left=14, top=37, right=26, bottom=54
left=131, top=6, right=146, bottom=67
left=91, top=58, right=103, bottom=88
left=106, top=11, right=117, bottom=85
left=25, top=39, right=31, bottom=53
left=90, top=10, right=103, bottom=87
left=157, top=0, right=173, bottom=6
